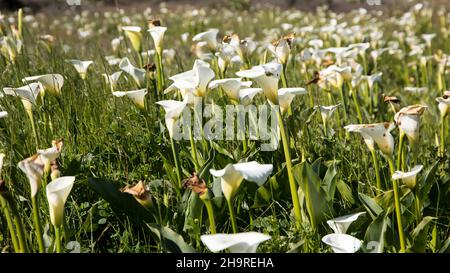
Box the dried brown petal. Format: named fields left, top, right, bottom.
left=182, top=172, right=207, bottom=196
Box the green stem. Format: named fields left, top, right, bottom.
left=7, top=194, right=27, bottom=252
left=370, top=149, right=382, bottom=191
left=387, top=156, right=406, bottom=252
left=440, top=117, right=446, bottom=157
left=0, top=195, right=19, bottom=253
left=227, top=198, right=238, bottom=233
left=170, top=137, right=182, bottom=189
left=276, top=108, right=302, bottom=226
left=31, top=196, right=45, bottom=253
left=55, top=226, right=61, bottom=253
left=281, top=65, right=288, bottom=88
left=202, top=198, right=216, bottom=234
left=189, top=127, right=199, bottom=172
left=350, top=86, right=363, bottom=123
left=339, top=86, right=348, bottom=122
left=397, top=133, right=405, bottom=171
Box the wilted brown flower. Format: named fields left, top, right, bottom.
left=182, top=172, right=207, bottom=196
left=122, top=181, right=153, bottom=209
left=383, top=94, right=400, bottom=104
left=148, top=19, right=161, bottom=28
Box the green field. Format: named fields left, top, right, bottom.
left=0, top=1, right=448, bottom=253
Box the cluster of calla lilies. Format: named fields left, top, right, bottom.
left=0, top=3, right=449, bottom=253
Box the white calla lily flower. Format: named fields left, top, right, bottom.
left=22, top=74, right=64, bottom=96
left=392, top=165, right=423, bottom=189
left=322, top=234, right=362, bottom=253
left=122, top=26, right=143, bottom=53
left=18, top=154, right=44, bottom=198
left=326, top=212, right=366, bottom=234
left=37, top=139, right=63, bottom=172
left=148, top=26, right=167, bottom=54
left=268, top=34, right=294, bottom=65
left=394, top=104, right=427, bottom=145
left=201, top=232, right=271, bottom=253
left=315, top=104, right=340, bottom=123
left=278, top=88, right=307, bottom=114
left=119, top=57, right=146, bottom=87
left=192, top=29, right=219, bottom=52
left=167, top=59, right=215, bottom=97
left=208, top=78, right=252, bottom=102
left=344, top=122, right=395, bottom=155
left=46, top=176, right=75, bottom=227
left=210, top=161, right=273, bottom=201
left=436, top=91, right=450, bottom=118
left=102, top=71, right=123, bottom=91
left=0, top=111, right=8, bottom=118
left=238, top=88, right=262, bottom=106
left=236, top=62, right=281, bottom=104
left=66, top=59, right=93, bottom=79
left=3, top=83, right=42, bottom=115
left=113, top=89, right=147, bottom=109
left=156, top=99, right=188, bottom=138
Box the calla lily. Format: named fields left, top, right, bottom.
left=119, top=57, right=146, bottom=87
left=122, top=26, right=143, bottom=53
left=148, top=22, right=167, bottom=55
left=326, top=212, right=366, bottom=234
left=436, top=91, right=450, bottom=118
left=421, top=33, right=436, bottom=48
left=209, top=161, right=273, bottom=202
left=315, top=104, right=340, bottom=124
left=37, top=139, right=63, bottom=174
left=22, top=74, right=64, bottom=96
left=208, top=78, right=252, bottom=102
left=166, top=59, right=215, bottom=97
left=362, top=72, right=382, bottom=91
left=322, top=234, right=362, bottom=253
left=201, top=232, right=271, bottom=253
left=0, top=111, right=8, bottom=118
left=317, top=65, right=345, bottom=90
left=278, top=88, right=307, bottom=114
left=18, top=154, right=44, bottom=198
left=192, top=29, right=219, bottom=52
left=344, top=122, right=395, bottom=156
left=122, top=181, right=153, bottom=210
left=404, top=86, right=427, bottom=94
left=66, top=59, right=93, bottom=79
left=238, top=88, right=263, bottom=106
left=229, top=34, right=256, bottom=63
left=268, top=34, right=294, bottom=65
left=0, top=36, right=22, bottom=61
left=394, top=104, right=427, bottom=145
left=236, top=62, right=281, bottom=104
left=392, top=165, right=423, bottom=189
left=102, top=71, right=123, bottom=91
left=3, top=83, right=42, bottom=115
left=113, top=89, right=147, bottom=109
left=46, top=176, right=75, bottom=228
left=156, top=99, right=188, bottom=138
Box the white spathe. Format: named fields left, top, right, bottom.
left=278, top=88, right=307, bottom=114
left=148, top=26, right=167, bottom=54
left=3, top=82, right=41, bottom=105
left=66, top=59, right=93, bottom=79
left=436, top=91, right=450, bottom=118
left=119, top=57, right=146, bottom=87
left=18, top=155, right=44, bottom=198
left=192, top=29, right=219, bottom=51
left=322, top=234, right=362, bottom=253
left=236, top=63, right=282, bottom=105
left=394, top=105, right=427, bottom=145
left=344, top=122, right=395, bottom=155
left=392, top=165, right=423, bottom=189
left=208, top=78, right=252, bottom=102
left=0, top=111, right=7, bottom=118
left=201, top=232, right=271, bottom=253
left=22, top=74, right=64, bottom=96
left=103, top=71, right=123, bottom=91
left=210, top=161, right=273, bottom=201
left=239, top=88, right=262, bottom=106
left=326, top=212, right=366, bottom=234
left=167, top=59, right=215, bottom=97
left=46, top=176, right=75, bottom=227
left=315, top=104, right=340, bottom=123
left=156, top=99, right=188, bottom=138
left=122, top=26, right=143, bottom=53
left=113, top=89, right=147, bottom=109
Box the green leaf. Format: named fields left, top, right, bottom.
left=198, top=147, right=215, bottom=180
left=358, top=192, right=383, bottom=219
left=336, top=179, right=355, bottom=204
left=253, top=165, right=290, bottom=208
left=87, top=178, right=154, bottom=223
left=182, top=191, right=203, bottom=236
left=419, top=161, right=439, bottom=200
left=363, top=212, right=389, bottom=253
left=147, top=223, right=195, bottom=253
left=293, top=161, right=334, bottom=227
left=211, top=141, right=234, bottom=159
left=322, top=161, right=338, bottom=201
left=408, top=216, right=436, bottom=253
